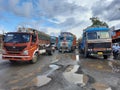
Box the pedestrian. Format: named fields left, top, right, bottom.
left=113, top=43, right=119, bottom=59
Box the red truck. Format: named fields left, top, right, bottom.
left=2, top=28, right=53, bottom=64
left=112, top=29, right=120, bottom=43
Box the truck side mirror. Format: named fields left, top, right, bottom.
left=84, top=33, right=86, bottom=37
left=2, top=35, right=5, bottom=41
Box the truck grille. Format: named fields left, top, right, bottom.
left=88, top=42, right=111, bottom=48
left=61, top=42, right=68, bottom=47
left=4, top=46, right=27, bottom=51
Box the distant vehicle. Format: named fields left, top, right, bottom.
left=2, top=28, right=53, bottom=64
left=50, top=36, right=58, bottom=51
left=57, top=32, right=76, bottom=53
left=79, top=26, right=112, bottom=59
left=112, top=29, right=120, bottom=43
left=112, top=29, right=120, bottom=59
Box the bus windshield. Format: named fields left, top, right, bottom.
left=4, top=33, right=30, bottom=43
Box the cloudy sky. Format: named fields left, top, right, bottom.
left=0, top=0, right=120, bottom=38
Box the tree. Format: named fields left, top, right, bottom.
left=90, top=17, right=109, bottom=28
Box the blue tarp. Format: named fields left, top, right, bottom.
left=85, top=27, right=109, bottom=32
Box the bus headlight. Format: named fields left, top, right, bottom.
left=22, top=50, right=28, bottom=55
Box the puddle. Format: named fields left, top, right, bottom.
left=49, top=64, right=60, bottom=70
left=35, top=75, right=51, bottom=87
left=63, top=65, right=89, bottom=86
left=50, top=59, right=59, bottom=64
left=71, top=55, right=76, bottom=60
left=76, top=55, right=79, bottom=62
left=92, top=82, right=112, bottom=90
left=108, top=60, right=120, bottom=73
left=82, top=60, right=112, bottom=72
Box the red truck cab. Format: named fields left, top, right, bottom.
left=2, top=28, right=52, bottom=64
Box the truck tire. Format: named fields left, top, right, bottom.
left=84, top=48, right=88, bottom=58
left=58, top=49, right=61, bottom=53
left=30, top=53, right=38, bottom=64
left=103, top=55, right=108, bottom=59
left=48, top=50, right=53, bottom=55
left=84, top=51, right=88, bottom=58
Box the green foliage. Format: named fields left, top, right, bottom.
left=90, top=17, right=109, bottom=28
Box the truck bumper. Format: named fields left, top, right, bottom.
left=2, top=55, right=31, bottom=61
left=59, top=47, right=70, bottom=52
left=88, top=50, right=112, bottom=56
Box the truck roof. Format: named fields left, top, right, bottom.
left=84, top=27, right=109, bottom=32
left=60, top=32, right=76, bottom=38
left=6, top=32, right=31, bottom=34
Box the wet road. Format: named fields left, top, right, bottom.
left=0, top=50, right=120, bottom=90
left=0, top=53, right=55, bottom=90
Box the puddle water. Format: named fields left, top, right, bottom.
left=49, top=64, right=60, bottom=70
left=63, top=65, right=89, bottom=86
left=92, top=82, right=112, bottom=90
left=32, top=64, right=60, bottom=87
left=35, top=75, right=51, bottom=87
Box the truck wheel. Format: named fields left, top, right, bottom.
left=84, top=52, right=88, bottom=58
left=30, top=53, right=38, bottom=64
left=103, top=55, right=108, bottom=59
left=59, top=50, right=61, bottom=53
left=48, top=50, right=53, bottom=55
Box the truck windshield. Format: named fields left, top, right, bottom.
left=87, top=32, right=97, bottom=40
left=4, top=33, right=30, bottom=43
left=60, top=37, right=72, bottom=41
left=60, top=37, right=64, bottom=41
left=98, top=31, right=110, bottom=39
left=87, top=31, right=110, bottom=40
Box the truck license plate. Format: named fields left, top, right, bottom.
left=97, top=52, right=103, bottom=55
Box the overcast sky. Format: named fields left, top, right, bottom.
left=0, top=0, right=120, bottom=38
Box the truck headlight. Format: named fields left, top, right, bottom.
left=88, top=49, right=93, bottom=51
left=22, top=50, right=28, bottom=55
left=107, top=48, right=112, bottom=50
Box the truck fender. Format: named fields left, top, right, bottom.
left=32, top=48, right=39, bottom=58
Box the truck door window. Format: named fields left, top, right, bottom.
left=32, top=35, right=37, bottom=42
left=87, top=32, right=97, bottom=40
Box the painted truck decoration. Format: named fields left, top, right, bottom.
left=79, top=26, right=112, bottom=59
left=2, top=28, right=53, bottom=64
left=57, top=32, right=76, bottom=53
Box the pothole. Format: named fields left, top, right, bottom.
left=35, top=75, right=52, bottom=87
left=108, top=60, right=120, bottom=73
left=91, top=82, right=112, bottom=90
left=63, top=65, right=89, bottom=87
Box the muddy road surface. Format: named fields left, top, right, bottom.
left=0, top=50, right=120, bottom=90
